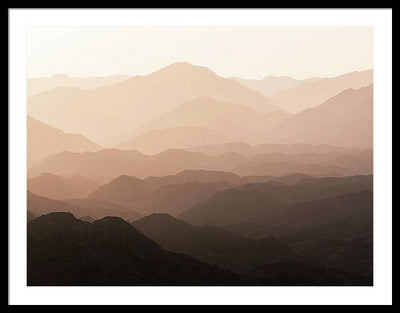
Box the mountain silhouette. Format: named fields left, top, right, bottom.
left=261, top=190, right=373, bottom=242
left=178, top=175, right=372, bottom=228
left=87, top=170, right=241, bottom=214
left=27, top=191, right=143, bottom=222
left=135, top=181, right=232, bottom=216
left=231, top=75, right=320, bottom=97
left=87, top=174, right=153, bottom=208
left=27, top=74, right=130, bottom=97
left=28, top=116, right=101, bottom=167
left=264, top=85, right=373, bottom=147
left=28, top=212, right=239, bottom=285
left=232, top=158, right=352, bottom=177
left=250, top=110, right=292, bottom=143
left=132, top=213, right=293, bottom=272
left=28, top=173, right=100, bottom=200
left=269, top=70, right=373, bottom=113
left=144, top=169, right=243, bottom=188
left=25, top=59, right=374, bottom=287
left=198, top=190, right=373, bottom=277
left=243, top=173, right=313, bottom=185
left=178, top=188, right=372, bottom=280
left=28, top=147, right=369, bottom=180
left=116, top=126, right=230, bottom=154
left=188, top=141, right=368, bottom=158
left=116, top=97, right=285, bottom=148
left=28, top=62, right=277, bottom=144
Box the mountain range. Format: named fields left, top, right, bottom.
left=269, top=70, right=373, bottom=113
left=28, top=212, right=238, bottom=285
left=188, top=142, right=365, bottom=157
left=27, top=173, right=373, bottom=285
left=27, top=116, right=101, bottom=167
left=28, top=146, right=372, bottom=181
left=178, top=175, right=373, bottom=230
left=262, top=85, right=373, bottom=147
left=231, top=75, right=320, bottom=97
left=116, top=126, right=230, bottom=154
left=27, top=74, right=131, bottom=97
left=27, top=191, right=143, bottom=221
left=115, top=97, right=288, bottom=150
left=27, top=64, right=373, bottom=151
left=178, top=188, right=373, bottom=278
left=114, top=84, right=372, bottom=150
left=28, top=173, right=100, bottom=200
left=25, top=61, right=374, bottom=287
left=86, top=169, right=243, bottom=214
left=132, top=213, right=294, bottom=273
left=28, top=62, right=277, bottom=144
left=28, top=211, right=372, bottom=286
left=29, top=170, right=369, bottom=221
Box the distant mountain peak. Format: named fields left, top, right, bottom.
left=93, top=215, right=135, bottom=229
left=113, top=174, right=142, bottom=182
left=140, top=213, right=177, bottom=222
left=157, top=148, right=188, bottom=156
left=31, top=211, right=77, bottom=224
left=154, top=62, right=217, bottom=77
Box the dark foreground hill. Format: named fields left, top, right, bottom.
left=178, top=175, right=373, bottom=227
left=27, top=212, right=238, bottom=286
left=177, top=178, right=373, bottom=279
left=27, top=191, right=143, bottom=222
left=242, top=261, right=372, bottom=286
left=28, top=212, right=372, bottom=286
left=132, top=213, right=293, bottom=273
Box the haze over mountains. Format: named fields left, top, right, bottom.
left=28, top=62, right=277, bottom=144
left=231, top=75, right=320, bottom=97
left=115, top=83, right=373, bottom=150
left=261, top=85, right=373, bottom=147
left=27, top=74, right=131, bottom=97
left=116, top=126, right=230, bottom=154
left=28, top=144, right=372, bottom=181
left=26, top=61, right=373, bottom=286
left=116, top=97, right=274, bottom=148
left=27, top=191, right=143, bottom=221
left=27, top=63, right=373, bottom=151
left=268, top=70, right=373, bottom=113
left=188, top=142, right=362, bottom=157
left=88, top=176, right=232, bottom=216
left=27, top=173, right=101, bottom=200
left=28, top=116, right=101, bottom=167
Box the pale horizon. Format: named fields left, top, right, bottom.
left=27, top=27, right=373, bottom=80
left=27, top=61, right=374, bottom=81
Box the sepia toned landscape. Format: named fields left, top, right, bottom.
left=27, top=27, right=373, bottom=286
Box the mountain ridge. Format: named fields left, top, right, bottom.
left=28, top=212, right=239, bottom=285
left=28, top=116, right=102, bottom=167
left=28, top=62, right=277, bottom=144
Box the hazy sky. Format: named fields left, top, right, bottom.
left=27, top=27, right=373, bottom=80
